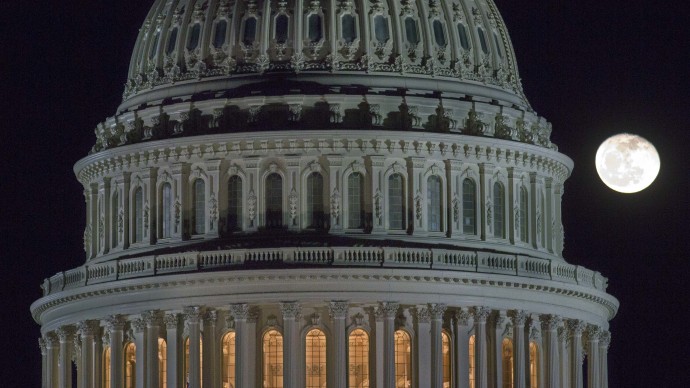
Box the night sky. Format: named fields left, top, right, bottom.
left=3, top=0, right=689, bottom=386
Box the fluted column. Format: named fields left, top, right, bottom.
left=540, top=315, right=561, bottom=388
left=281, top=302, right=301, bottom=388
left=527, top=316, right=543, bottom=388
left=39, top=338, right=48, bottom=388
left=229, top=304, right=250, bottom=388
left=373, top=306, right=385, bottom=388
left=558, top=326, right=570, bottom=388
left=106, top=316, right=126, bottom=388
left=78, top=321, right=98, bottom=388
left=415, top=305, right=432, bottom=388
left=164, top=313, right=180, bottom=388
left=56, top=327, right=74, bottom=388
left=430, top=304, right=447, bottom=388
left=454, top=309, right=473, bottom=388
left=143, top=311, right=161, bottom=388
left=490, top=311, right=508, bottom=388
left=329, top=301, right=349, bottom=388
left=184, top=306, right=202, bottom=388
left=568, top=320, right=586, bottom=388
left=586, top=325, right=601, bottom=388
left=131, top=317, right=147, bottom=388
left=473, top=307, right=491, bottom=388
left=44, top=333, right=59, bottom=388
left=203, top=310, right=218, bottom=387
left=511, top=311, right=528, bottom=388
left=599, top=331, right=610, bottom=388
left=379, top=302, right=399, bottom=388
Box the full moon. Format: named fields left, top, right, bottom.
left=595, top=133, right=660, bottom=193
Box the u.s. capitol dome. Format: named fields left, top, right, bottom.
left=33, top=1, right=617, bottom=387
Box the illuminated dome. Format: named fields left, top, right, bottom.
left=33, top=1, right=616, bottom=388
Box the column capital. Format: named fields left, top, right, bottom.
left=183, top=306, right=203, bottom=323
left=540, top=314, right=562, bottom=331
left=229, top=303, right=250, bottom=320
left=204, top=309, right=218, bottom=323
left=599, top=330, right=611, bottom=349
left=101, top=331, right=110, bottom=347
left=43, top=332, right=58, bottom=346
left=428, top=303, right=447, bottom=320
left=585, top=325, right=601, bottom=342
left=130, top=317, right=146, bottom=333
left=414, top=305, right=431, bottom=324
left=454, top=308, right=473, bottom=326
left=377, top=301, right=400, bottom=319
left=38, top=337, right=47, bottom=355
left=77, top=320, right=100, bottom=337
left=164, top=313, right=180, bottom=330
left=509, top=310, right=529, bottom=326
left=567, top=319, right=587, bottom=336
left=280, top=301, right=302, bottom=319
left=105, top=315, right=127, bottom=331
left=56, top=326, right=76, bottom=342
left=329, top=300, right=349, bottom=319
left=472, top=306, right=492, bottom=323
left=142, top=310, right=163, bottom=327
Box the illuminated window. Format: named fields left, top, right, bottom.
left=394, top=330, right=412, bottom=388
left=134, top=187, right=144, bottom=243
left=222, top=332, right=236, bottom=388
left=347, top=173, right=364, bottom=229
left=306, top=173, right=324, bottom=229
left=388, top=174, right=405, bottom=230
left=348, top=329, right=369, bottom=388
left=275, top=14, right=289, bottom=44
left=111, top=191, right=119, bottom=248
left=442, top=331, right=452, bottom=387
left=427, top=176, right=442, bottom=232
left=374, top=15, right=389, bottom=44
left=263, top=329, right=284, bottom=388
left=184, top=337, right=203, bottom=387
left=103, top=346, right=111, bottom=388
left=187, top=23, right=201, bottom=50
left=125, top=342, right=136, bottom=388
left=193, top=179, right=205, bottom=234
left=213, top=20, right=228, bottom=49
left=265, top=173, right=283, bottom=228
left=519, top=186, right=528, bottom=242
left=493, top=182, right=505, bottom=238
left=463, top=179, right=477, bottom=234
left=243, top=17, right=257, bottom=46
left=469, top=335, right=475, bottom=388
left=305, top=329, right=327, bottom=388
left=159, top=338, right=167, bottom=388
left=502, top=338, right=514, bottom=388
left=161, top=183, right=172, bottom=238
left=228, top=176, right=242, bottom=231
left=529, top=342, right=539, bottom=388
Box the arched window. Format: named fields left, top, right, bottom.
left=433, top=20, right=446, bottom=46
left=305, top=329, right=327, bottom=387
left=134, top=187, right=144, bottom=243
left=263, top=329, right=283, bottom=388
left=477, top=27, right=489, bottom=54
left=222, top=332, right=236, bottom=388
left=529, top=342, right=539, bottom=388
left=519, top=186, right=528, bottom=242
left=308, top=14, right=323, bottom=42
left=213, top=20, right=228, bottom=48
left=161, top=183, right=172, bottom=238
left=342, top=14, right=357, bottom=43
left=159, top=338, right=167, bottom=388
left=166, top=27, right=178, bottom=54
left=187, top=23, right=201, bottom=50
left=348, top=329, right=369, bottom=388
left=306, top=173, right=324, bottom=229
left=463, top=179, right=477, bottom=234
left=493, top=182, right=505, bottom=238
left=373, top=15, right=389, bottom=43
left=427, top=176, right=442, bottom=232
left=275, top=14, right=289, bottom=44
left=265, top=173, right=283, bottom=228
left=394, top=330, right=412, bottom=388
left=125, top=342, right=136, bottom=388
left=347, top=173, right=364, bottom=229
left=243, top=17, right=257, bottom=46
left=442, top=331, right=452, bottom=387
left=103, top=346, right=111, bottom=387
left=502, top=338, right=514, bottom=388
left=388, top=174, right=405, bottom=230
left=149, top=31, right=160, bottom=59
left=184, top=337, right=203, bottom=387
left=228, top=176, right=243, bottom=231
left=193, top=179, right=206, bottom=235
left=457, top=23, right=470, bottom=50
left=111, top=191, right=119, bottom=248
left=404, top=17, right=419, bottom=44
left=469, top=335, right=475, bottom=388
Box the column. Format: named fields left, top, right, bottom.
left=203, top=310, right=218, bottom=387
left=473, top=307, right=491, bottom=388
left=39, top=338, right=48, bottom=388
left=170, top=163, right=186, bottom=239
left=568, top=320, right=586, bottom=388
left=94, top=330, right=104, bottom=388
left=143, top=311, right=161, bottom=388
left=184, top=306, right=203, bottom=388
left=106, top=316, right=126, bottom=388
left=88, top=184, right=98, bottom=259
left=99, top=177, right=111, bottom=254
left=599, top=331, right=610, bottom=388
left=326, top=156, right=344, bottom=233
left=478, top=164, right=494, bottom=240
left=164, top=313, right=180, bottom=388
left=243, top=157, right=260, bottom=231
left=507, top=167, right=518, bottom=244
left=56, top=326, right=74, bottom=388
left=446, top=159, right=464, bottom=238
left=373, top=306, right=385, bottom=388
left=586, top=325, right=601, bottom=388
left=544, top=178, right=554, bottom=253
left=541, top=315, right=561, bottom=388
left=245, top=310, right=258, bottom=388
left=206, top=160, right=221, bottom=237
left=131, top=318, right=147, bottom=388
left=229, top=304, right=250, bottom=388
left=44, top=333, right=59, bottom=388
left=558, top=326, right=570, bottom=388
left=454, top=308, right=473, bottom=388
left=329, top=301, right=349, bottom=388
left=527, top=316, right=542, bottom=388
left=285, top=156, right=301, bottom=230
left=74, top=334, right=83, bottom=388
left=370, top=156, right=386, bottom=234
left=409, top=157, right=426, bottom=234
left=281, top=302, right=301, bottom=388
left=430, top=304, right=447, bottom=388
left=511, top=311, right=528, bottom=388
left=122, top=172, right=131, bottom=248
left=379, top=302, right=399, bottom=388
left=77, top=321, right=98, bottom=388
left=415, top=306, right=432, bottom=388
left=553, top=183, right=564, bottom=256
left=490, top=311, right=508, bottom=388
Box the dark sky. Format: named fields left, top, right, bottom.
left=3, top=0, right=689, bottom=386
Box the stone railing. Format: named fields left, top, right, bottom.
left=41, top=247, right=608, bottom=296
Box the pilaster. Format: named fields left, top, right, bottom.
left=454, top=308, right=473, bottom=388
left=370, top=156, right=386, bottom=234
left=205, top=160, right=222, bottom=237
left=446, top=159, right=464, bottom=237
left=329, top=301, right=349, bottom=388
left=326, top=156, right=344, bottom=233
left=544, top=178, right=554, bottom=253
left=478, top=164, right=494, bottom=240
left=285, top=157, right=301, bottom=230
left=88, top=184, right=98, bottom=259
left=170, top=163, right=186, bottom=240
left=409, top=156, right=426, bottom=234
left=244, top=157, right=260, bottom=231
left=99, top=177, right=111, bottom=255
left=280, top=302, right=301, bottom=388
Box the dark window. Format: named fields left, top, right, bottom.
left=149, top=32, right=160, bottom=59
left=213, top=20, right=228, bottom=48
left=166, top=27, right=178, bottom=54
left=347, top=173, right=364, bottom=229
left=275, top=14, right=289, bottom=44
left=306, top=173, right=324, bottom=229
left=477, top=27, right=488, bottom=54
left=243, top=17, right=257, bottom=46
left=388, top=174, right=405, bottom=230
left=308, top=14, right=323, bottom=42
left=374, top=15, right=389, bottom=44
left=493, top=32, right=503, bottom=58
left=432, top=20, right=446, bottom=46
left=462, top=179, right=476, bottom=235
left=342, top=14, right=356, bottom=43
left=457, top=23, right=470, bottom=50
left=265, top=173, right=283, bottom=228
left=187, top=23, right=201, bottom=50
left=228, top=176, right=242, bottom=231
left=404, top=17, right=419, bottom=44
